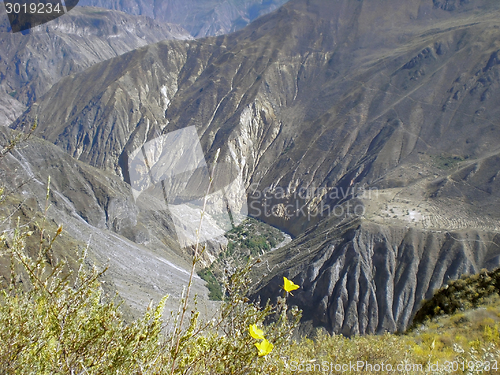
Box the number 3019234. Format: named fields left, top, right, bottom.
left=4, top=2, right=63, bottom=14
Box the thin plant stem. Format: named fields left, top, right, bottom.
left=169, top=148, right=220, bottom=375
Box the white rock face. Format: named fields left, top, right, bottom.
left=129, top=126, right=248, bottom=249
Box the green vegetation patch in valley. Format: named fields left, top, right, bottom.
left=197, top=268, right=223, bottom=301
left=224, top=217, right=285, bottom=259
left=199, top=217, right=286, bottom=301
left=432, top=154, right=467, bottom=170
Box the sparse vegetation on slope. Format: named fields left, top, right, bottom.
left=199, top=218, right=286, bottom=301
left=0, top=222, right=301, bottom=374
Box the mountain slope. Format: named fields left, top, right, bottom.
left=0, top=126, right=214, bottom=318
left=0, top=6, right=190, bottom=106
left=0, top=93, right=24, bottom=127
left=11, top=0, right=500, bottom=334
left=78, top=0, right=289, bottom=37
left=252, top=219, right=500, bottom=335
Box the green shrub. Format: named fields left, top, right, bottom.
left=0, top=214, right=167, bottom=374
left=411, top=268, right=500, bottom=328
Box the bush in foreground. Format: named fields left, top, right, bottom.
left=0, top=208, right=301, bottom=374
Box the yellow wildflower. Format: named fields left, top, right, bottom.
left=255, top=339, right=274, bottom=357
left=283, top=276, right=300, bottom=294
left=249, top=324, right=265, bottom=340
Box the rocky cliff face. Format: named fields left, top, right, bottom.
left=0, top=6, right=191, bottom=106
left=78, top=0, right=289, bottom=37
left=252, top=220, right=500, bottom=335
left=10, top=0, right=500, bottom=334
